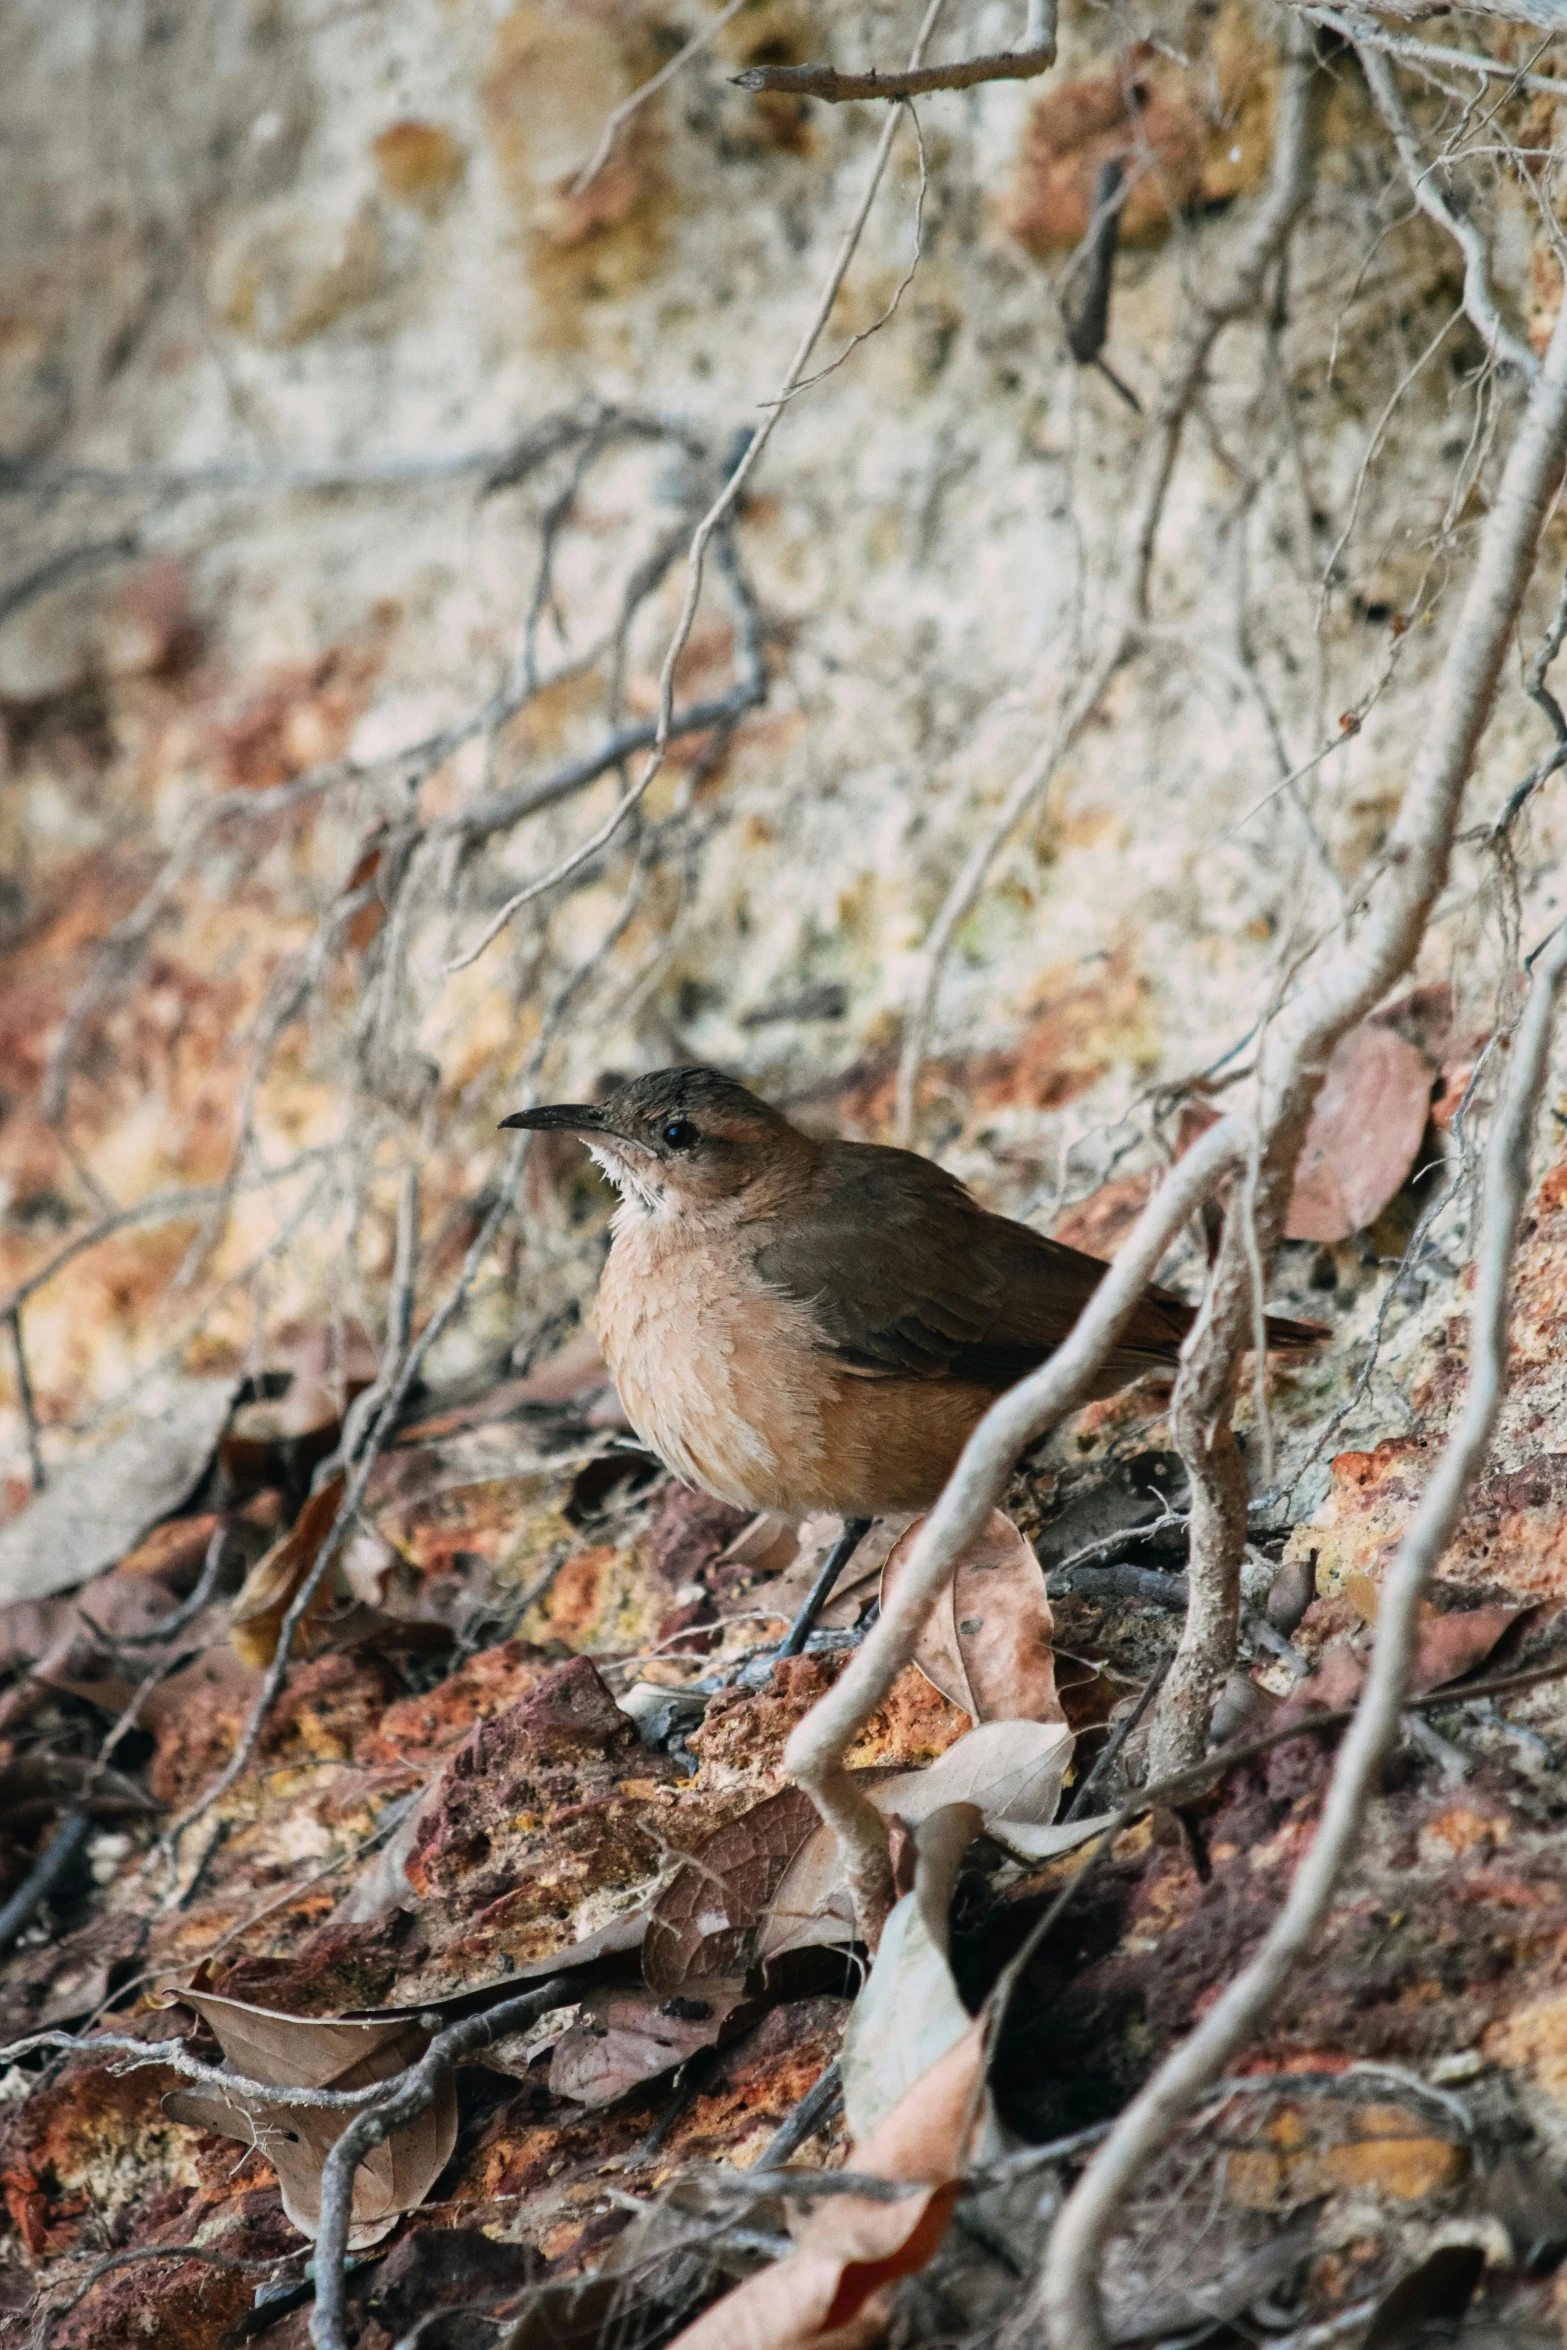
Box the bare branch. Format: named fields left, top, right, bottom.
left=762, top=103, right=931, bottom=409
left=310, top=1978, right=575, bottom=2350
left=435, top=571, right=766, bottom=853
left=1298, top=6, right=1567, bottom=102
left=442, top=0, right=948, bottom=973
left=40, top=2240, right=298, bottom=2333
left=1152, top=263, right=1567, bottom=1780
left=0, top=1812, right=91, bottom=1956
left=113, top=1525, right=231, bottom=1647
left=159, top=1137, right=527, bottom=1856
left=1040, top=277, right=1567, bottom=2349
left=0, top=1150, right=331, bottom=1325
left=0, top=528, right=143, bottom=629
left=1046, top=924, right=1567, bottom=2348
left=894, top=16, right=1319, bottom=1145
left=732, top=23, right=1056, bottom=103
left=1320, top=0, right=1567, bottom=38
left=1346, top=25, right=1539, bottom=380
left=0, top=410, right=639, bottom=505
left=0, top=2025, right=436, bottom=2114
left=6, top=1308, right=45, bottom=1494
left=573, top=0, right=749, bottom=196
left=1489, top=558, right=1567, bottom=836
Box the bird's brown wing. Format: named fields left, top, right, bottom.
left=752, top=1141, right=1197, bottom=1389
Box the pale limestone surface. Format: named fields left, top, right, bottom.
left=1, top=0, right=1562, bottom=1497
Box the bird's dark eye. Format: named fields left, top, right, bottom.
left=661, top=1119, right=699, bottom=1150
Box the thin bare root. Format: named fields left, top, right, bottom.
left=1040, top=916, right=1567, bottom=2350
left=893, top=15, right=1319, bottom=1146
left=1151, top=266, right=1567, bottom=1780
left=443, top=0, right=950, bottom=976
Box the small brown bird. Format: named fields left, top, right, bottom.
left=502, top=1067, right=1320, bottom=1524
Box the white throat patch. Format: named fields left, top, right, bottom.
left=587, top=1140, right=663, bottom=1216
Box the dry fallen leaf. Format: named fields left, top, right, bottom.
left=643, top=1787, right=822, bottom=1997
left=548, top=1980, right=752, bottom=2108
left=0, top=1377, right=235, bottom=1607
left=665, top=2014, right=993, bottom=2350
left=1409, top=1600, right=1538, bottom=1691
left=1284, top=1024, right=1434, bottom=1243
left=229, top=1471, right=346, bottom=1670
left=758, top=1720, right=1086, bottom=1971
left=1296, top=1597, right=1537, bottom=1712
left=0, top=1553, right=227, bottom=1717
left=889, top=1718, right=1075, bottom=1843
left=162, top=1988, right=454, bottom=2247
left=841, top=1804, right=995, bottom=2148
left=881, top=1511, right=1061, bottom=1724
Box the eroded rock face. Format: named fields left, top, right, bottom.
left=1287, top=1442, right=1567, bottom=1607
left=10, top=0, right=1567, bottom=2336
left=406, top=1656, right=644, bottom=1901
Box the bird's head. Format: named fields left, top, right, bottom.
left=501, top=1065, right=808, bottom=1219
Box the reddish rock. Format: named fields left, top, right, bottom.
left=670, top=1994, right=849, bottom=2166
left=50, top=2187, right=298, bottom=2349
left=691, top=1651, right=967, bottom=1793
left=404, top=1657, right=645, bottom=1902
left=1287, top=1441, right=1567, bottom=1606
left=1003, top=49, right=1206, bottom=254
left=635, top=1483, right=751, bottom=1594
left=261, top=1649, right=399, bottom=1765
left=359, top=1637, right=552, bottom=1769
left=144, top=1648, right=263, bottom=1810
left=211, top=1903, right=429, bottom=2018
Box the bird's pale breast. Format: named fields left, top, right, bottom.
left=595, top=1213, right=997, bottom=1517
left=596, top=1216, right=830, bottom=1513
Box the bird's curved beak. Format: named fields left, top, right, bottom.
left=498, top=1104, right=611, bottom=1134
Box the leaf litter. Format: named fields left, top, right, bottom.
left=161, top=1991, right=455, bottom=2247
left=10, top=1329, right=1567, bottom=2350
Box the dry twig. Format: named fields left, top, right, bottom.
left=1347, top=28, right=1538, bottom=380
left=1152, top=266, right=1567, bottom=1783
left=732, top=36, right=1056, bottom=103
left=894, top=17, right=1320, bottom=1145
left=573, top=0, right=749, bottom=195
left=310, top=1977, right=575, bottom=2350
left=442, top=0, right=947, bottom=975
left=1040, top=907, right=1567, bottom=2343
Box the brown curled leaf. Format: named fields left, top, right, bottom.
left=1284, top=1024, right=1434, bottom=1243
left=0, top=1377, right=237, bottom=1610
left=881, top=1509, right=1061, bottom=1724
left=642, top=1786, right=820, bottom=1995
left=548, top=1980, right=753, bottom=2108
left=229, top=1472, right=345, bottom=1670
left=758, top=1720, right=1080, bottom=1970
left=665, top=2019, right=991, bottom=2350
left=840, top=1804, right=986, bottom=2145
left=1297, top=1596, right=1537, bottom=1714
left=1410, top=1600, right=1539, bottom=1692
left=162, top=1989, right=454, bottom=2247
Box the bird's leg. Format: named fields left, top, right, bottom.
left=777, top=1518, right=873, bottom=1659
